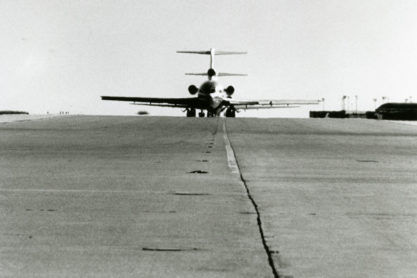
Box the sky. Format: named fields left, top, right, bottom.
left=1, top=0, right=417, bottom=117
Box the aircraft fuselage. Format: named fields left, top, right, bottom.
left=197, top=80, right=230, bottom=113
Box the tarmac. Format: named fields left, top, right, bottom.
left=1, top=115, right=417, bottom=277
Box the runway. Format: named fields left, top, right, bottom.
left=1, top=116, right=417, bottom=277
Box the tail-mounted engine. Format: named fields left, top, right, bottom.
left=207, top=68, right=216, bottom=78
left=225, top=86, right=235, bottom=98
left=188, top=85, right=198, bottom=95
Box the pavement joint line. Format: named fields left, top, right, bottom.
left=222, top=119, right=280, bottom=278
left=222, top=120, right=239, bottom=174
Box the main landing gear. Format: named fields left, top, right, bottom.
left=186, top=108, right=196, bottom=117
left=186, top=109, right=233, bottom=118
left=187, top=109, right=207, bottom=117
left=225, top=106, right=236, bottom=118
left=197, top=111, right=214, bottom=117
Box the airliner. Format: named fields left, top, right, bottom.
left=101, top=48, right=319, bottom=117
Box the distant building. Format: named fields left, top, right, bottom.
left=310, top=103, right=417, bottom=121
left=0, top=110, right=29, bottom=115
left=310, top=110, right=368, bottom=119
left=375, top=103, right=417, bottom=120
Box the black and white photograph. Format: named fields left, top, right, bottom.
left=1, top=1, right=417, bottom=277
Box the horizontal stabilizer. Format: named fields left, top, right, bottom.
left=217, top=72, right=247, bottom=77
left=215, top=51, right=247, bottom=55
left=177, top=49, right=247, bottom=55
left=185, top=72, right=247, bottom=77
left=176, top=50, right=211, bottom=55
left=185, top=73, right=208, bottom=76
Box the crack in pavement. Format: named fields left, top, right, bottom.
left=222, top=119, right=280, bottom=278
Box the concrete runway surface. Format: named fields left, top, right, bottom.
left=1, top=116, right=417, bottom=277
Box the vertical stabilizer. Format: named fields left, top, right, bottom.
left=209, top=48, right=215, bottom=69
left=177, top=48, right=247, bottom=79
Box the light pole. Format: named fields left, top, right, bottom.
left=355, top=95, right=358, bottom=114
left=342, top=96, right=347, bottom=111
left=346, top=96, right=350, bottom=112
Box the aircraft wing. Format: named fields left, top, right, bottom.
left=234, top=104, right=300, bottom=110
left=228, top=99, right=320, bottom=110
left=101, top=96, right=207, bottom=109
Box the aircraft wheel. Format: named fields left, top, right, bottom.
left=198, top=111, right=205, bottom=117
left=225, top=107, right=236, bottom=118
left=186, top=108, right=196, bottom=117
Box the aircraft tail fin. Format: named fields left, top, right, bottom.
left=177, top=48, right=246, bottom=70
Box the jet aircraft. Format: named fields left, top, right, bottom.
left=101, top=48, right=319, bottom=117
